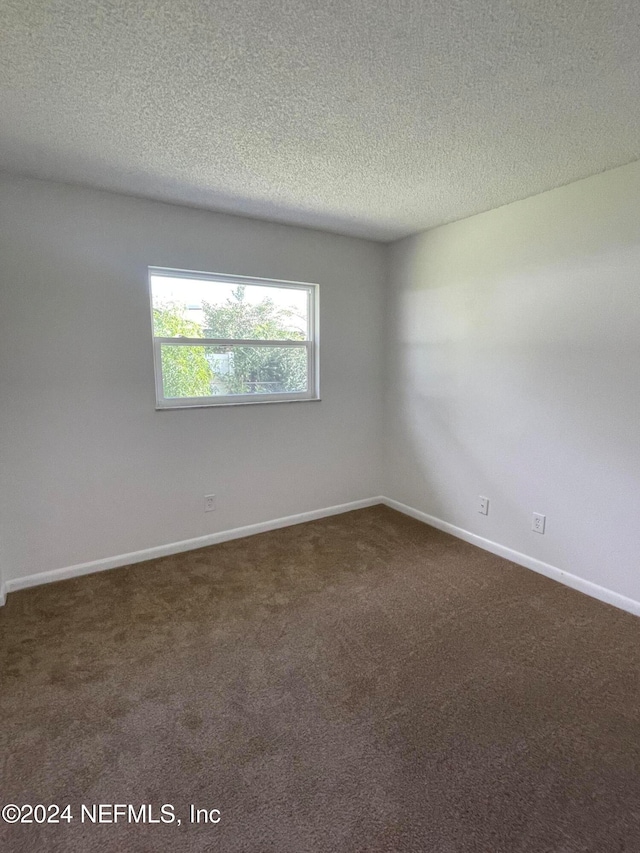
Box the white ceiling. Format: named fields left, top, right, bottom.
left=1, top=0, right=640, bottom=241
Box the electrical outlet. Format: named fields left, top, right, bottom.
left=532, top=512, right=545, bottom=534
left=204, top=494, right=216, bottom=513
left=478, top=496, right=489, bottom=515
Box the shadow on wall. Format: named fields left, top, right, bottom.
left=389, top=237, right=640, bottom=598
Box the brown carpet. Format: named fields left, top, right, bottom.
left=1, top=506, right=639, bottom=852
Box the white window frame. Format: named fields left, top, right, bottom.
left=149, top=267, right=320, bottom=409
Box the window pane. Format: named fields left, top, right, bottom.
left=160, top=344, right=308, bottom=398
left=158, top=344, right=214, bottom=399
left=151, top=275, right=308, bottom=340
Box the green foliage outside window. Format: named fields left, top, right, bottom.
left=153, top=302, right=211, bottom=398
left=202, top=286, right=307, bottom=395
left=154, top=287, right=308, bottom=398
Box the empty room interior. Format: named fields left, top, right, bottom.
left=1, top=1, right=640, bottom=851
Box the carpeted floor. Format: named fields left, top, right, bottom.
left=1, top=505, right=640, bottom=852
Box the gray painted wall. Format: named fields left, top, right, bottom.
left=2, top=160, right=640, bottom=607
left=385, top=160, right=640, bottom=602
left=0, top=174, right=386, bottom=583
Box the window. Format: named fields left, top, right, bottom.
left=149, top=267, right=319, bottom=408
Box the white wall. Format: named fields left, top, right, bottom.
left=3, top=162, right=639, bottom=604
left=0, top=174, right=386, bottom=584
left=385, top=160, right=640, bottom=603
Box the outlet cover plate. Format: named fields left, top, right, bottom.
left=532, top=512, right=545, bottom=534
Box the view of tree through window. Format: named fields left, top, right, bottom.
left=153, top=303, right=211, bottom=398
left=150, top=272, right=316, bottom=406
left=202, top=286, right=307, bottom=396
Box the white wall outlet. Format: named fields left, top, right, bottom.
left=204, top=494, right=216, bottom=513
left=532, top=512, right=545, bottom=534
left=479, top=496, right=489, bottom=515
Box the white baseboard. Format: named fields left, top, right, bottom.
left=381, top=497, right=640, bottom=618
left=4, top=495, right=639, bottom=620
left=3, top=497, right=384, bottom=601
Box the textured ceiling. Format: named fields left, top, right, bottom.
left=1, top=0, right=640, bottom=240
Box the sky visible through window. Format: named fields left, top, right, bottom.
left=150, top=275, right=308, bottom=337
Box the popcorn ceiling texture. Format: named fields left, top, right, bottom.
left=1, top=0, right=640, bottom=240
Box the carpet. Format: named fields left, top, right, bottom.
left=1, top=505, right=639, bottom=852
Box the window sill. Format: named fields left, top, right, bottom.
left=155, top=397, right=321, bottom=410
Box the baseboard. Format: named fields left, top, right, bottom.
left=5, top=496, right=639, bottom=619
left=2, top=496, right=385, bottom=602
left=381, top=497, right=640, bottom=618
